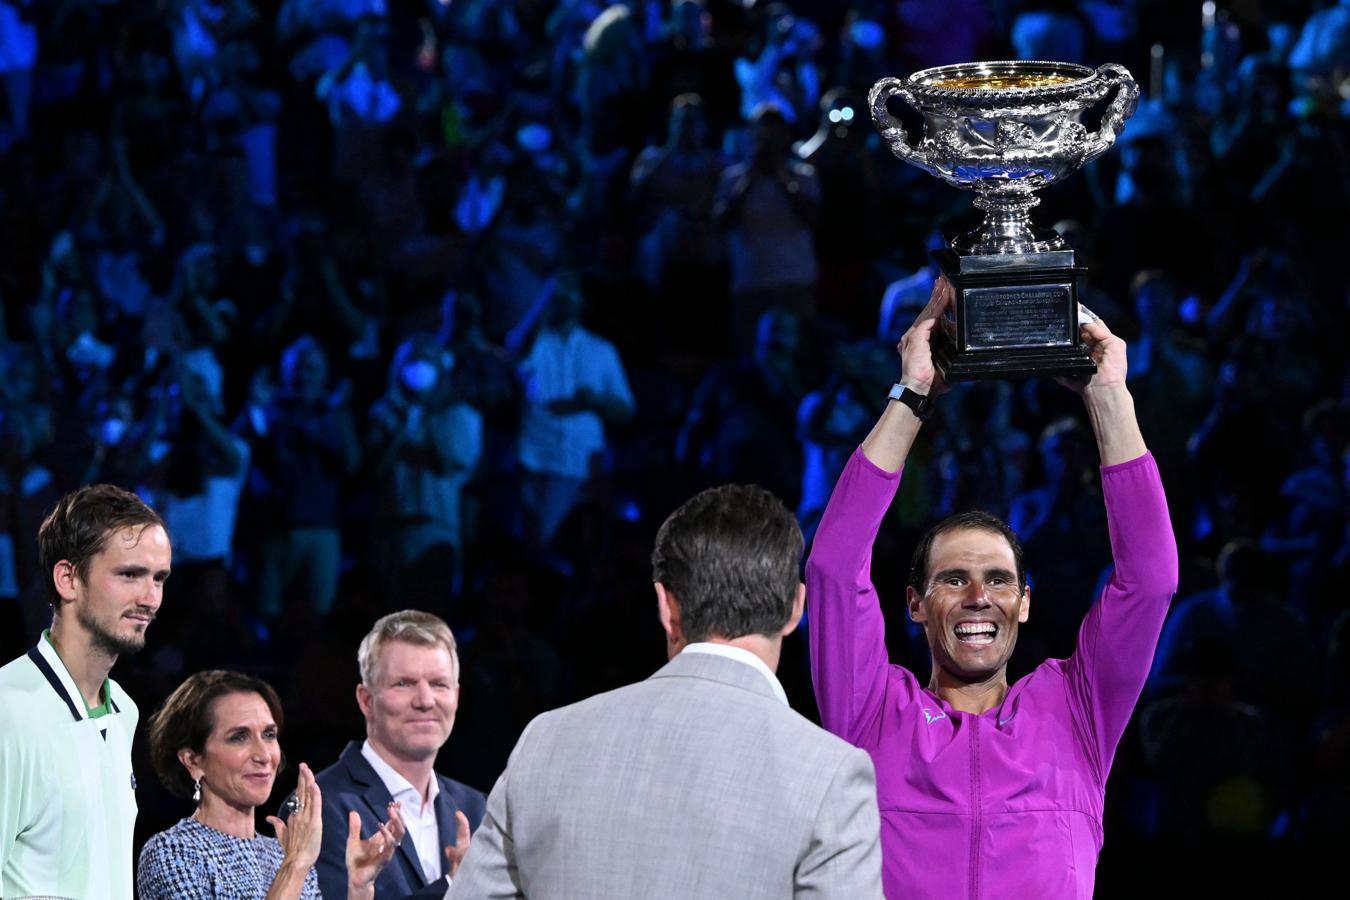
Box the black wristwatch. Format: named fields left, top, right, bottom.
left=888, top=383, right=934, bottom=421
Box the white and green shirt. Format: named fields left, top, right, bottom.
left=0, top=634, right=139, bottom=900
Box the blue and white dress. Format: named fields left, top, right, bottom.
left=138, top=817, right=324, bottom=899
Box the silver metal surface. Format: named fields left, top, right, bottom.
left=870, top=61, right=1138, bottom=255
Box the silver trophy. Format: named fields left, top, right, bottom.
left=871, top=60, right=1139, bottom=380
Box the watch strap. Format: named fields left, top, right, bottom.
left=887, top=383, right=933, bottom=421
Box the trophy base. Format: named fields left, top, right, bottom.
left=932, top=248, right=1098, bottom=382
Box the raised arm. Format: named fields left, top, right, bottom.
left=1061, top=312, right=1178, bottom=777
left=1061, top=313, right=1147, bottom=466
left=859, top=276, right=951, bottom=469
left=807, top=278, right=952, bottom=743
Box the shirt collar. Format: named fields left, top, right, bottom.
left=680, top=642, right=789, bottom=706
left=35, top=630, right=115, bottom=720
left=360, top=740, right=440, bottom=809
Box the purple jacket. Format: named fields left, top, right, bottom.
left=807, top=449, right=1177, bottom=900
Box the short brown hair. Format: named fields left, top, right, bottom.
left=909, top=511, right=1026, bottom=594
left=147, top=671, right=286, bottom=800
left=651, top=484, right=802, bottom=642
left=37, top=484, right=166, bottom=607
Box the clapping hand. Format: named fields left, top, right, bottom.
left=346, top=803, right=405, bottom=896
left=442, top=810, right=472, bottom=878
left=266, top=763, right=324, bottom=869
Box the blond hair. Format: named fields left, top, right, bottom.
left=357, top=610, right=459, bottom=686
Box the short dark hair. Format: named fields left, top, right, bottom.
left=148, top=671, right=286, bottom=800
left=651, top=484, right=802, bottom=642
left=908, top=511, right=1026, bottom=593
left=37, top=484, right=166, bottom=608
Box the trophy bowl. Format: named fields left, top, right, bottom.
left=870, top=60, right=1138, bottom=254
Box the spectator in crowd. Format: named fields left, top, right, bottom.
left=516, top=274, right=634, bottom=548
left=648, top=0, right=739, bottom=136
left=796, top=338, right=890, bottom=535
left=715, top=103, right=820, bottom=353
left=629, top=92, right=724, bottom=349
left=1149, top=539, right=1316, bottom=718
left=368, top=333, right=482, bottom=605
left=734, top=4, right=822, bottom=126
left=1007, top=416, right=1112, bottom=658
left=629, top=93, right=722, bottom=294
left=240, top=335, right=360, bottom=619
left=0, top=1, right=36, bottom=148
left=797, top=87, right=883, bottom=333
left=679, top=307, right=806, bottom=509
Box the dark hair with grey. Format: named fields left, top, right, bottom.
left=650, top=484, right=802, bottom=642
left=37, top=484, right=166, bottom=608
left=147, top=670, right=286, bottom=801
left=908, top=510, right=1026, bottom=593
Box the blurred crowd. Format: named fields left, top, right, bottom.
left=0, top=0, right=1348, bottom=874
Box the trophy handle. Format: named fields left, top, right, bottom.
left=1082, top=63, right=1139, bottom=162
left=869, top=77, right=931, bottom=169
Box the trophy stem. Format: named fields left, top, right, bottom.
left=953, top=194, right=1068, bottom=255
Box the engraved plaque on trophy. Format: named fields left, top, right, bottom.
left=871, top=61, right=1139, bottom=380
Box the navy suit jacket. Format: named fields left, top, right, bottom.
left=305, top=741, right=487, bottom=900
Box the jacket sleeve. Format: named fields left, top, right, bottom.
left=446, top=721, right=541, bottom=900
left=1065, top=452, right=1179, bottom=782
left=312, top=788, right=354, bottom=900
left=794, top=747, right=883, bottom=899
left=806, top=448, right=915, bottom=747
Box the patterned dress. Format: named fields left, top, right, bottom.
left=137, top=816, right=324, bottom=899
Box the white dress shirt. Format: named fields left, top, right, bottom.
left=680, top=642, right=789, bottom=706
left=361, top=741, right=443, bottom=884
left=517, top=326, right=635, bottom=479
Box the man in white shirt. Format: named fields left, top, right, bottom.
left=516, top=274, right=634, bottom=546
left=308, top=611, right=486, bottom=899
left=449, top=484, right=882, bottom=899
left=0, top=484, right=171, bottom=900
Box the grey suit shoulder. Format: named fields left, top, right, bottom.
left=449, top=651, right=882, bottom=900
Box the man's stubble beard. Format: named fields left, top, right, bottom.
left=78, top=604, right=149, bottom=658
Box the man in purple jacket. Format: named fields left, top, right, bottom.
left=807, top=276, right=1178, bottom=899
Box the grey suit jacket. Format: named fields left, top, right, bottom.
left=448, top=650, right=881, bottom=899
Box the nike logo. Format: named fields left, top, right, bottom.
left=998, top=711, right=1016, bottom=727
left=922, top=708, right=946, bottom=725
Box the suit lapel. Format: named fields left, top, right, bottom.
left=434, top=776, right=458, bottom=865
left=342, top=743, right=432, bottom=887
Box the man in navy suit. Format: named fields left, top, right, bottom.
left=310, top=610, right=486, bottom=899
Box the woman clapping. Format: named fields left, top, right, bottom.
left=138, top=670, right=403, bottom=899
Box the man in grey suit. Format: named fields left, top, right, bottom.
left=449, top=484, right=882, bottom=899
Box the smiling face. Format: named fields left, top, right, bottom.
left=357, top=640, right=459, bottom=765
left=182, top=691, right=282, bottom=811
left=56, top=524, right=172, bottom=657
left=907, top=527, right=1030, bottom=686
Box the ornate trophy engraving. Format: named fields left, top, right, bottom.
left=871, top=61, right=1138, bottom=380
